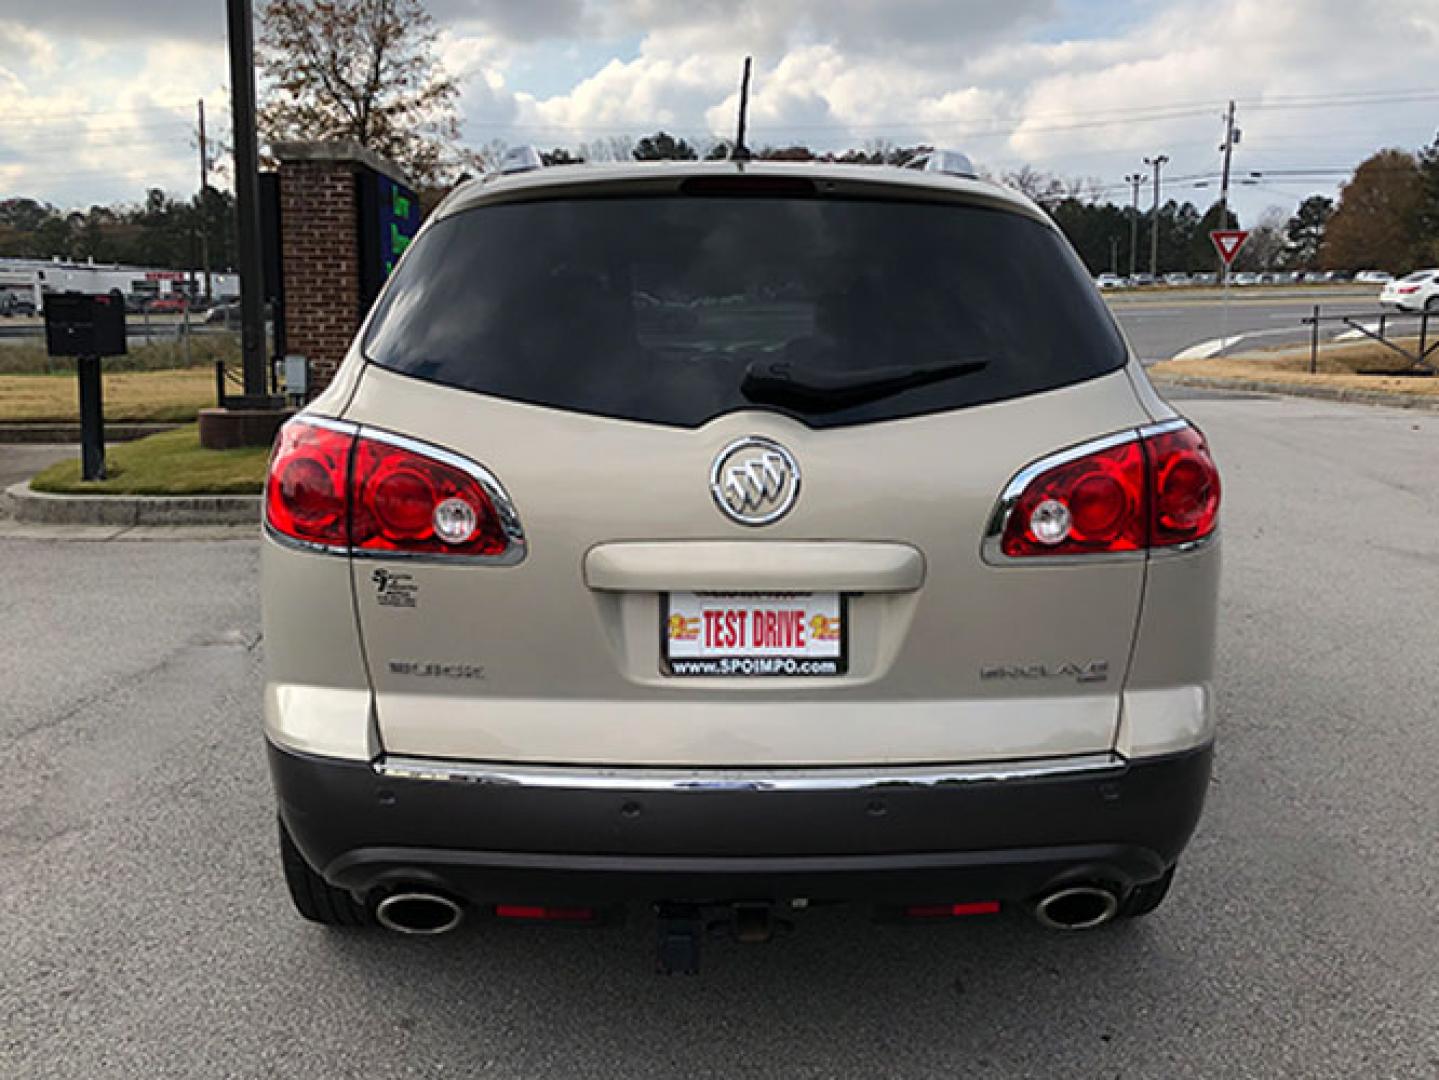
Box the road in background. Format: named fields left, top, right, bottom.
left=0, top=390, right=1435, bottom=1077
left=1106, top=287, right=1381, bottom=362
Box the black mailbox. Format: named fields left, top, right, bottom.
left=43, top=290, right=127, bottom=358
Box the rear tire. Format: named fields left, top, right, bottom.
left=278, top=818, right=370, bottom=927
left=1118, top=865, right=1176, bottom=919
left=1425, top=296, right=1438, bottom=312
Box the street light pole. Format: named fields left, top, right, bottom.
left=1125, top=173, right=1143, bottom=279
left=225, top=0, right=273, bottom=406
left=1144, top=154, right=1169, bottom=279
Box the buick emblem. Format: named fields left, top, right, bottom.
left=710, top=437, right=801, bottom=526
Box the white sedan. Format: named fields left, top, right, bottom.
left=1379, top=270, right=1439, bottom=312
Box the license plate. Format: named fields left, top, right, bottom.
left=663, top=592, right=847, bottom=677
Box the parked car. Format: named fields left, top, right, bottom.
left=1163, top=273, right=1191, bottom=286
left=1380, top=269, right=1439, bottom=311
left=1190, top=272, right=1218, bottom=286
left=1095, top=273, right=1126, bottom=289
left=1231, top=272, right=1260, bottom=286
left=0, top=294, right=37, bottom=317
left=1129, top=272, right=1157, bottom=287
left=261, top=155, right=1221, bottom=965
left=1354, top=270, right=1393, bottom=284
left=147, top=296, right=189, bottom=314
left=205, top=302, right=240, bottom=326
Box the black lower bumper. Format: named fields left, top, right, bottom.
left=269, top=741, right=1212, bottom=906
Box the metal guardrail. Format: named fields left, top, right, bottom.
left=1300, top=306, right=1437, bottom=374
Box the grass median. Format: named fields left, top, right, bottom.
left=30, top=424, right=268, bottom=495
left=1150, top=337, right=1439, bottom=399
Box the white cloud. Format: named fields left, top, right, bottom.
left=0, top=28, right=221, bottom=208
left=0, top=19, right=57, bottom=73
left=0, top=0, right=1437, bottom=224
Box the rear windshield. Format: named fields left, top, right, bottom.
left=363, top=195, right=1127, bottom=428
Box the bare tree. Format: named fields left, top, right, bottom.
left=1234, top=206, right=1290, bottom=272
left=257, top=0, right=473, bottom=185
left=471, top=138, right=509, bottom=172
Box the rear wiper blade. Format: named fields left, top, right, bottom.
left=740, top=357, right=989, bottom=412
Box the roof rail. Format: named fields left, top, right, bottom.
left=905, top=149, right=978, bottom=179
left=496, top=145, right=544, bottom=176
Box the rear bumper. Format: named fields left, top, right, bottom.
left=269, top=740, right=1212, bottom=905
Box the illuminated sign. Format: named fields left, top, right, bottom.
left=360, top=170, right=422, bottom=310
left=377, top=175, right=419, bottom=277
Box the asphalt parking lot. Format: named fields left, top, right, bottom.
left=1, top=389, right=1436, bottom=1078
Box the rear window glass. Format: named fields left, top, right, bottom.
left=363, top=195, right=1127, bottom=428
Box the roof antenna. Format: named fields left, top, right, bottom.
left=730, top=56, right=753, bottom=162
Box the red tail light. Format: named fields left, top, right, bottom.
left=1146, top=424, right=1220, bottom=546
left=265, top=418, right=524, bottom=562
left=990, top=421, right=1219, bottom=560
left=265, top=421, right=351, bottom=550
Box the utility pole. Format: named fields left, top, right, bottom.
left=225, top=0, right=274, bottom=406
left=1216, top=100, right=1239, bottom=278
left=1125, top=172, right=1143, bottom=278
left=1144, top=154, right=1169, bottom=279
left=197, top=99, right=213, bottom=303
left=1109, top=235, right=1119, bottom=275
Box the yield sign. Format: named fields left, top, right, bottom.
left=1210, top=229, right=1250, bottom=266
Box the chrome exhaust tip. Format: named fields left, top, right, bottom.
left=1033, top=885, right=1120, bottom=931
left=374, top=891, right=464, bottom=936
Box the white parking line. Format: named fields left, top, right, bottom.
left=1172, top=335, right=1247, bottom=360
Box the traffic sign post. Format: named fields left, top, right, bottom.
left=1210, top=229, right=1251, bottom=355
left=1210, top=230, right=1250, bottom=269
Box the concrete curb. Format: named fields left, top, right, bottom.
left=3, top=480, right=260, bottom=527
left=1151, top=373, right=1439, bottom=413
left=0, top=422, right=182, bottom=444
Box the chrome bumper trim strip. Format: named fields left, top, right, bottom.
left=374, top=752, right=1126, bottom=793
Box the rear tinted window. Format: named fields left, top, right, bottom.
left=364, top=195, right=1127, bottom=428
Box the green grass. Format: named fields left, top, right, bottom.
left=30, top=424, right=268, bottom=495
left=0, top=367, right=217, bottom=422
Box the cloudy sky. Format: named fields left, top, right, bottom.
left=1, top=0, right=1437, bottom=223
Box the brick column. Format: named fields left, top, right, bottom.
left=273, top=140, right=412, bottom=398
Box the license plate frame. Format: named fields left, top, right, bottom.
left=661, top=591, right=849, bottom=678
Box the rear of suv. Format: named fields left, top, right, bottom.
left=263, top=155, right=1219, bottom=963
